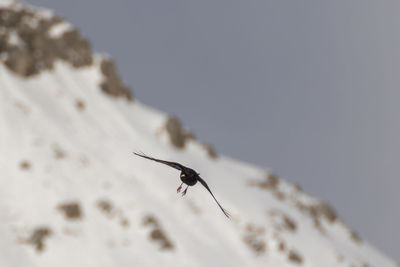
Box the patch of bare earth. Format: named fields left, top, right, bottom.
left=242, top=223, right=266, bottom=255
left=96, top=199, right=130, bottom=229
left=350, top=229, right=362, bottom=245
left=19, top=160, right=31, bottom=170
left=288, top=249, right=303, bottom=265
left=52, top=144, right=67, bottom=159
left=97, top=199, right=115, bottom=218
left=295, top=201, right=338, bottom=235
left=25, top=226, right=52, bottom=252
left=142, top=214, right=174, bottom=250
left=75, top=99, right=85, bottom=111
left=57, top=201, right=83, bottom=220
left=268, top=210, right=297, bottom=233
left=248, top=173, right=279, bottom=190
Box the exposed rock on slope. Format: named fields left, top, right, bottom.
left=164, top=115, right=195, bottom=148
left=0, top=1, right=131, bottom=101
left=99, top=58, right=132, bottom=101
left=0, top=5, right=92, bottom=76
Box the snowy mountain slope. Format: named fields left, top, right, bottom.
left=0, top=1, right=397, bottom=267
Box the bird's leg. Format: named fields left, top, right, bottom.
left=181, top=186, right=189, bottom=196
left=177, top=182, right=183, bottom=193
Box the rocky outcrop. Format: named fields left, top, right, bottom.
left=99, top=58, right=133, bottom=101
left=25, top=226, right=52, bottom=252
left=164, top=116, right=195, bottom=149
left=0, top=5, right=92, bottom=76
left=0, top=3, right=133, bottom=101
left=57, top=202, right=83, bottom=220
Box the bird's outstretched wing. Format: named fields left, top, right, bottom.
left=197, top=176, right=230, bottom=218
left=133, top=152, right=185, bottom=171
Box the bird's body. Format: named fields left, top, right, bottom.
left=133, top=152, right=230, bottom=218
left=179, top=168, right=198, bottom=186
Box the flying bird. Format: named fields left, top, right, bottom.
left=133, top=152, right=230, bottom=218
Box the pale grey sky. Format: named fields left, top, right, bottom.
left=28, top=0, right=400, bottom=261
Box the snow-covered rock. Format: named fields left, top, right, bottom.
left=0, top=2, right=397, bottom=267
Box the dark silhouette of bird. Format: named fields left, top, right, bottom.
left=133, top=152, right=230, bottom=218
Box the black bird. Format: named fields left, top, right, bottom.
left=133, top=152, right=230, bottom=218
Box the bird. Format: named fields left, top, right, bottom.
left=133, top=152, right=230, bottom=218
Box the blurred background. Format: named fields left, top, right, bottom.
left=27, top=0, right=399, bottom=261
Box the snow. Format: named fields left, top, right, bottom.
left=0, top=5, right=397, bottom=267
left=48, top=22, right=74, bottom=39
left=0, top=0, right=14, bottom=7
left=7, top=31, right=22, bottom=46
